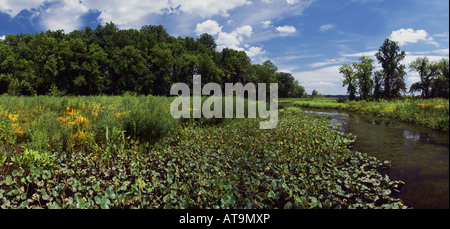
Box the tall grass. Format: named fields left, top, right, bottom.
left=0, top=95, right=179, bottom=156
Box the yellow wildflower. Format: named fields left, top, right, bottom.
left=8, top=113, right=19, bottom=122
left=68, top=115, right=88, bottom=126
left=11, top=123, right=25, bottom=136
left=434, top=105, right=446, bottom=109
left=417, top=103, right=430, bottom=108
left=57, top=117, right=66, bottom=125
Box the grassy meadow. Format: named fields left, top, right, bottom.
left=280, top=97, right=449, bottom=132
left=1, top=95, right=407, bottom=209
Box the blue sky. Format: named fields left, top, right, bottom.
left=1, top=0, right=449, bottom=95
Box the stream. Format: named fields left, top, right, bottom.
left=302, top=107, right=449, bottom=209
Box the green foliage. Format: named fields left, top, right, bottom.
left=353, top=56, right=374, bottom=100
left=375, top=39, right=407, bottom=99
left=0, top=110, right=407, bottom=209
left=340, top=64, right=357, bottom=100
left=409, top=57, right=449, bottom=99
left=291, top=97, right=449, bottom=132
left=0, top=23, right=300, bottom=98
left=121, top=95, right=179, bottom=142
left=279, top=107, right=304, bottom=114
left=11, top=148, right=54, bottom=170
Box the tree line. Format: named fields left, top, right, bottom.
left=0, top=23, right=305, bottom=98
left=341, top=39, right=449, bottom=100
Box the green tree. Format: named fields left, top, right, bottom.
left=311, top=89, right=320, bottom=98
left=197, top=33, right=217, bottom=51
left=353, top=56, right=374, bottom=100
left=409, top=57, right=432, bottom=98
left=430, top=58, right=449, bottom=98
left=340, top=64, right=357, bottom=100
left=290, top=80, right=306, bottom=98
left=0, top=23, right=309, bottom=98
left=375, top=39, right=406, bottom=99
left=372, top=70, right=383, bottom=100
left=150, top=43, right=174, bottom=96
left=220, top=48, right=251, bottom=85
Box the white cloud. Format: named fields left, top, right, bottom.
left=0, top=0, right=48, bottom=18
left=319, top=24, right=334, bottom=32
left=210, top=22, right=266, bottom=62
left=262, top=20, right=272, bottom=28
left=0, top=0, right=89, bottom=32
left=0, top=35, right=5, bottom=40
left=246, top=46, right=266, bottom=57
left=235, top=25, right=253, bottom=37
left=40, top=0, right=89, bottom=32
left=389, top=28, right=438, bottom=46
left=217, top=32, right=243, bottom=51
left=431, top=48, right=450, bottom=55
left=216, top=25, right=254, bottom=51
left=171, top=0, right=251, bottom=17
left=342, top=50, right=378, bottom=58
left=286, top=0, right=299, bottom=4
left=276, top=25, right=296, bottom=36
left=195, top=20, right=223, bottom=36
left=83, top=0, right=173, bottom=28
left=291, top=65, right=345, bottom=94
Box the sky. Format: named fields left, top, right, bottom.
left=0, top=0, right=449, bottom=95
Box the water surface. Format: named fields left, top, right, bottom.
left=303, top=108, right=449, bottom=209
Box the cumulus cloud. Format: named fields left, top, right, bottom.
left=206, top=22, right=266, bottom=62
left=0, top=35, right=5, bottom=40
left=82, top=0, right=174, bottom=28
left=0, top=0, right=255, bottom=31
left=216, top=25, right=253, bottom=51
left=235, top=25, right=253, bottom=37
left=390, top=28, right=438, bottom=46
left=246, top=46, right=266, bottom=57
left=217, top=32, right=242, bottom=51
left=195, top=20, right=223, bottom=36
left=276, top=25, right=296, bottom=36
left=0, top=0, right=48, bottom=18
left=40, top=0, right=89, bottom=32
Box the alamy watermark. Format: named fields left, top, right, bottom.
left=170, top=75, right=278, bottom=129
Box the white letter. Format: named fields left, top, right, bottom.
left=193, top=74, right=202, bottom=118
left=170, top=83, right=191, bottom=118
left=202, top=83, right=223, bottom=118
left=258, top=83, right=278, bottom=129
left=224, top=83, right=256, bottom=118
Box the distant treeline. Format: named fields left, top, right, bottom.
left=341, top=39, right=449, bottom=100
left=0, top=23, right=305, bottom=98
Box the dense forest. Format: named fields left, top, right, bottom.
left=0, top=23, right=305, bottom=98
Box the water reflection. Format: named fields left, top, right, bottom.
left=403, top=130, right=421, bottom=141
left=302, top=107, right=449, bottom=209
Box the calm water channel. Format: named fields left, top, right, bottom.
left=302, top=108, right=449, bottom=209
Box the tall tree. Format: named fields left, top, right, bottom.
left=353, top=56, right=374, bottom=100
left=340, top=64, right=357, bottom=100
left=409, top=57, right=432, bottom=98
left=430, top=58, right=449, bottom=98
left=197, top=33, right=217, bottom=51
left=372, top=70, right=384, bottom=100
left=375, top=39, right=406, bottom=99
